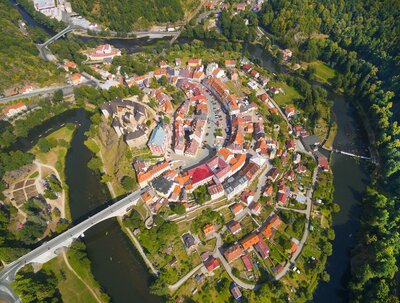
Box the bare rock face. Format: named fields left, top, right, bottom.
left=98, top=119, right=115, bottom=149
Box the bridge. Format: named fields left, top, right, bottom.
left=332, top=149, right=373, bottom=161
left=0, top=187, right=145, bottom=290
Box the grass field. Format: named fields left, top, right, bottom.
left=308, top=61, right=336, bottom=85
left=323, top=121, right=337, bottom=150
left=30, top=125, right=76, bottom=220
left=269, top=81, right=302, bottom=106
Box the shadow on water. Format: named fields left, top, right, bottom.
left=64, top=109, right=163, bottom=303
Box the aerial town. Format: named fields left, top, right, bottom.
left=1, top=0, right=394, bottom=302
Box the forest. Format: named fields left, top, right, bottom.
left=257, top=1, right=400, bottom=302
left=70, top=0, right=184, bottom=32
left=0, top=0, right=64, bottom=93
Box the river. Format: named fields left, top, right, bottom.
left=9, top=4, right=371, bottom=301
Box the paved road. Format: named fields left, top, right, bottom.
left=0, top=79, right=98, bottom=104
left=213, top=233, right=256, bottom=290
left=0, top=187, right=146, bottom=284
left=274, top=167, right=317, bottom=280
left=168, top=263, right=204, bottom=292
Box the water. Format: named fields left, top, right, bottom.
left=9, top=3, right=371, bottom=299
left=312, top=95, right=370, bottom=302
left=64, top=109, right=162, bottom=303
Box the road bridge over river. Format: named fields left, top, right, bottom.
left=0, top=188, right=146, bottom=301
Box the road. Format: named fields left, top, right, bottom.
left=0, top=78, right=98, bottom=104
left=0, top=187, right=146, bottom=285
left=274, top=167, right=317, bottom=280
left=168, top=263, right=204, bottom=292
left=213, top=233, right=256, bottom=290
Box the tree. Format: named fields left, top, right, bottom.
left=121, top=176, right=135, bottom=191
left=170, top=203, right=185, bottom=215
left=37, top=138, right=51, bottom=153
left=52, top=89, right=63, bottom=103
left=87, top=157, right=102, bottom=172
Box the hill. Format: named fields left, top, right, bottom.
left=0, top=0, right=64, bottom=93
left=70, top=0, right=193, bottom=32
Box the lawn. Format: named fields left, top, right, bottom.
left=44, top=254, right=108, bottom=303
left=308, top=60, right=336, bottom=85
left=30, top=125, right=76, bottom=220
left=269, top=81, right=302, bottom=106
left=323, top=121, right=337, bottom=150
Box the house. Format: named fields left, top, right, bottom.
left=295, top=163, right=307, bottom=174
left=188, top=59, right=202, bottom=68
left=175, top=58, right=182, bottom=66
left=316, top=152, right=330, bottom=171
left=242, top=64, right=252, bottom=73
left=204, top=256, right=220, bottom=272
left=285, top=105, right=296, bottom=119
left=241, top=233, right=260, bottom=250
left=207, top=156, right=231, bottom=182
left=290, top=238, right=300, bottom=254
left=269, top=86, right=280, bottom=95
left=182, top=233, right=196, bottom=253
left=224, top=175, right=248, bottom=200
left=217, top=147, right=234, bottom=163
left=137, top=161, right=170, bottom=187
left=225, top=60, right=237, bottom=68
left=224, top=244, right=243, bottom=263
left=70, top=73, right=83, bottom=85
left=230, top=203, right=244, bottom=216
left=262, top=215, right=282, bottom=239
left=249, top=202, right=261, bottom=216
left=151, top=176, right=174, bottom=198
left=250, top=69, right=259, bottom=79
left=229, top=69, right=239, bottom=81
left=286, top=139, right=296, bottom=151
left=230, top=284, right=242, bottom=300
left=147, top=122, right=171, bottom=155
left=203, top=224, right=215, bottom=238
left=206, top=62, right=219, bottom=76
left=247, top=80, right=258, bottom=90
left=159, top=60, right=169, bottom=68
left=2, top=102, right=27, bottom=118
left=87, top=44, right=121, bottom=61
left=277, top=192, right=287, bottom=204
left=235, top=2, right=247, bottom=11
left=188, top=164, right=214, bottom=189
left=241, top=255, right=253, bottom=271
left=259, top=76, right=270, bottom=87
left=194, top=273, right=205, bottom=285
left=254, top=234, right=269, bottom=259
left=227, top=220, right=242, bottom=235
left=267, top=167, right=280, bottom=182
left=239, top=190, right=255, bottom=205
left=62, top=59, right=77, bottom=71
left=208, top=183, right=224, bottom=200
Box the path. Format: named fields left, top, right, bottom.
left=62, top=251, right=103, bottom=303
left=213, top=234, right=256, bottom=290
left=34, top=160, right=66, bottom=219
left=274, top=167, right=316, bottom=280
left=168, top=263, right=204, bottom=292
left=125, top=227, right=158, bottom=276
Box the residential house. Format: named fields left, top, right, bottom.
left=2, top=102, right=27, bottom=118
left=203, top=224, right=215, bottom=238
left=87, top=44, right=121, bottom=61
left=204, top=256, right=220, bottom=272
left=227, top=220, right=242, bottom=235
left=261, top=215, right=282, bottom=239
left=240, top=190, right=255, bottom=206
left=241, top=233, right=260, bottom=250
left=182, top=233, right=196, bottom=253
left=254, top=234, right=269, bottom=259
left=207, top=183, right=224, bottom=200
left=241, top=255, right=253, bottom=271
left=223, top=244, right=243, bottom=263
left=285, top=105, right=296, bottom=119
left=224, top=175, right=248, bottom=200
left=230, top=284, right=242, bottom=300
left=70, top=73, right=83, bottom=85
left=267, top=167, right=280, bottom=182
left=249, top=202, right=261, bottom=216
left=225, top=60, right=237, bottom=69
left=230, top=203, right=244, bottom=216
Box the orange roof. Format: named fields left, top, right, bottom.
left=241, top=233, right=260, bottom=250
left=234, top=132, right=244, bottom=145
left=203, top=224, right=215, bottom=235
left=217, top=148, right=232, bottom=162
left=230, top=154, right=246, bottom=173
left=230, top=203, right=243, bottom=214
left=261, top=215, right=282, bottom=239
left=71, top=73, right=82, bottom=81
left=193, top=71, right=204, bottom=79
left=225, top=60, right=237, bottom=66
left=141, top=192, right=152, bottom=203
left=2, top=102, right=26, bottom=114
left=223, top=244, right=243, bottom=263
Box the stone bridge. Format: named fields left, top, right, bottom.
left=0, top=188, right=145, bottom=287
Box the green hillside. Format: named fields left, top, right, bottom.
left=0, top=0, right=64, bottom=92
left=70, top=0, right=186, bottom=32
